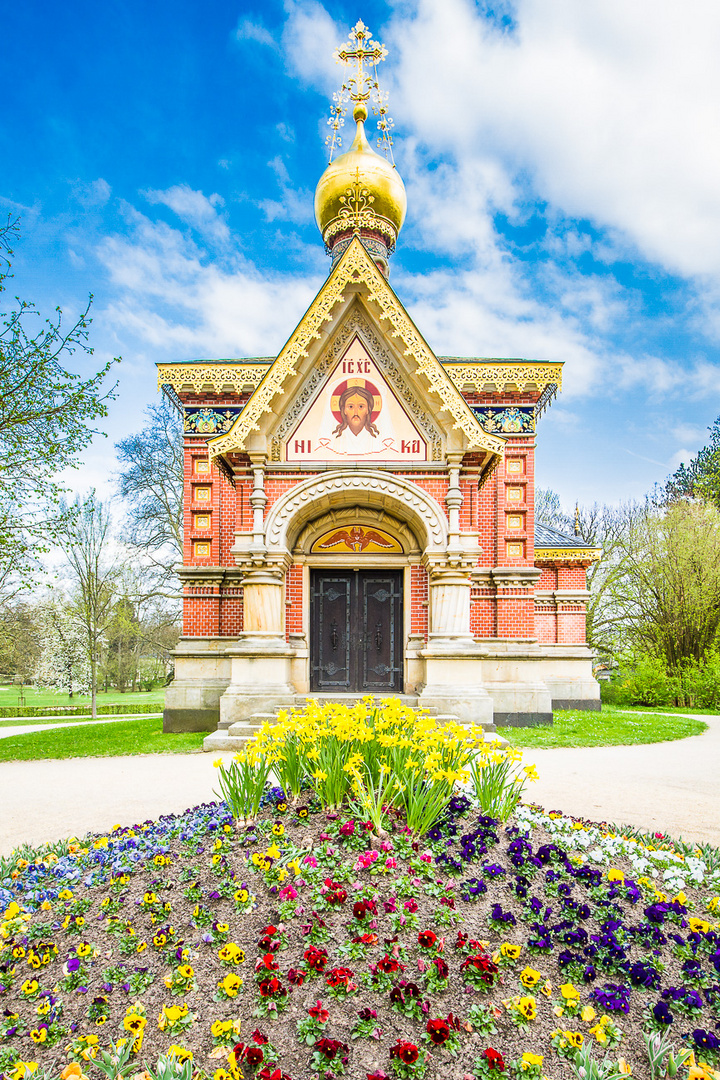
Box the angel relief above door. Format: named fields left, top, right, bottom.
left=284, top=336, right=427, bottom=463
left=310, top=525, right=403, bottom=554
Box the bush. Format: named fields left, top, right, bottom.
left=601, top=652, right=720, bottom=710
left=0, top=701, right=162, bottom=718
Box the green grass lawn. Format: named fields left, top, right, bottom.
left=499, top=707, right=708, bottom=748
left=0, top=716, right=205, bottom=761
left=0, top=686, right=166, bottom=710
left=607, top=702, right=720, bottom=715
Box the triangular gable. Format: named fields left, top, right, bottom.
left=208, top=237, right=505, bottom=461
left=283, top=330, right=428, bottom=463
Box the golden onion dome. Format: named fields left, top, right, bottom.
left=314, top=104, right=407, bottom=249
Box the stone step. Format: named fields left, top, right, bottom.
left=205, top=719, right=505, bottom=752
left=204, top=700, right=499, bottom=752
left=227, top=722, right=266, bottom=738
left=217, top=711, right=277, bottom=732
left=203, top=732, right=242, bottom=752
left=293, top=693, right=420, bottom=707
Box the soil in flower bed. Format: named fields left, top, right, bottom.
left=2, top=793, right=720, bottom=1080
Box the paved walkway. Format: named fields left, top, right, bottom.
left=520, top=712, right=720, bottom=848
left=0, top=715, right=717, bottom=857
left=0, top=714, right=162, bottom=740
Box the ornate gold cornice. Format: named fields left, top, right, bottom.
left=535, top=547, right=601, bottom=562
left=209, top=238, right=505, bottom=461
left=440, top=360, right=563, bottom=394
left=157, top=362, right=271, bottom=395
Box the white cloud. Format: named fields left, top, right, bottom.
left=95, top=205, right=319, bottom=359
left=235, top=18, right=276, bottom=49
left=258, top=156, right=314, bottom=226
left=72, top=178, right=112, bottom=207
left=667, top=448, right=695, bottom=471
left=387, top=0, right=720, bottom=281
left=142, top=184, right=230, bottom=244
left=671, top=423, right=709, bottom=444
left=280, top=0, right=344, bottom=93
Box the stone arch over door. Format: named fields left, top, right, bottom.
left=263, top=470, right=449, bottom=558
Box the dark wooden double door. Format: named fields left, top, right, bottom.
left=310, top=570, right=403, bottom=692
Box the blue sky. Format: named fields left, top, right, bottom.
left=3, top=0, right=719, bottom=511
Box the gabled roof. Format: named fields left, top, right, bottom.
left=207, top=237, right=505, bottom=462
left=534, top=522, right=601, bottom=562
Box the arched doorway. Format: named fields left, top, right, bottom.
left=296, top=510, right=418, bottom=694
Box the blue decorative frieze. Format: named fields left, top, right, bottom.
left=184, top=406, right=243, bottom=435
left=472, top=405, right=535, bottom=434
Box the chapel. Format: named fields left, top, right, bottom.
left=158, top=22, right=600, bottom=743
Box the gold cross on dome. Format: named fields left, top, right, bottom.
left=326, top=21, right=395, bottom=163
left=334, top=20, right=387, bottom=105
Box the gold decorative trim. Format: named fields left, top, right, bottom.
left=209, top=238, right=505, bottom=460
left=157, top=362, right=270, bottom=395
left=322, top=182, right=398, bottom=247
left=441, top=361, right=563, bottom=394
left=535, top=547, right=601, bottom=562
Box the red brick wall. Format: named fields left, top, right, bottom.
left=470, top=581, right=496, bottom=637
left=175, top=383, right=592, bottom=647
left=410, top=565, right=428, bottom=639
left=533, top=560, right=590, bottom=644
left=285, top=563, right=304, bottom=639
left=219, top=591, right=244, bottom=636
left=535, top=608, right=557, bottom=643
left=558, top=564, right=588, bottom=588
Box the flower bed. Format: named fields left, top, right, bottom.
left=2, top=701, right=720, bottom=1080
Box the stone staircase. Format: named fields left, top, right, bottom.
left=203, top=693, right=500, bottom=752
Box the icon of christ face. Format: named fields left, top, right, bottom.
left=331, top=384, right=380, bottom=440
left=343, top=392, right=369, bottom=435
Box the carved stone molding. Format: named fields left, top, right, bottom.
left=491, top=567, right=542, bottom=590
left=157, top=362, right=270, bottom=395
left=440, top=360, right=563, bottom=394
left=177, top=566, right=244, bottom=587
left=263, top=470, right=449, bottom=553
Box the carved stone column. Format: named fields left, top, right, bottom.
left=427, top=563, right=474, bottom=646
left=418, top=557, right=494, bottom=726
left=445, top=453, right=463, bottom=555
left=241, top=566, right=284, bottom=635
left=248, top=455, right=268, bottom=558
left=218, top=557, right=296, bottom=727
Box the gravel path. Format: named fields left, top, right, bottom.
left=0, top=714, right=717, bottom=857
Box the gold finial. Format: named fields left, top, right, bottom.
left=326, top=20, right=395, bottom=164
left=574, top=503, right=581, bottom=535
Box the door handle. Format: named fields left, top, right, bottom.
left=330, top=622, right=339, bottom=650
left=375, top=622, right=382, bottom=651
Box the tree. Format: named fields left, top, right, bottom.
left=570, top=501, right=643, bottom=657
left=0, top=601, right=42, bottom=681
left=115, top=399, right=183, bottom=593
left=664, top=416, right=720, bottom=507
left=597, top=499, right=720, bottom=670
left=102, top=593, right=142, bottom=692
left=35, top=597, right=91, bottom=698
left=534, top=488, right=572, bottom=531
left=58, top=492, right=122, bottom=716
left=0, top=217, right=118, bottom=597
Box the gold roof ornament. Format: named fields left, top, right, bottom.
left=314, top=20, right=406, bottom=274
